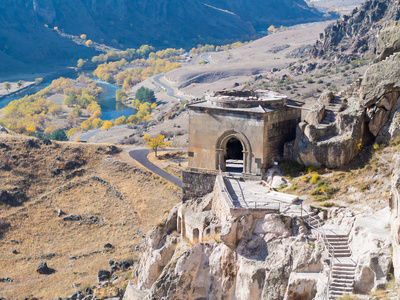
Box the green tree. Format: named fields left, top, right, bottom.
left=135, top=86, right=156, bottom=103
left=63, top=94, right=78, bottom=106
left=3, top=82, right=11, bottom=92
left=17, top=80, right=24, bottom=88
left=143, top=134, right=166, bottom=157
left=48, top=129, right=68, bottom=141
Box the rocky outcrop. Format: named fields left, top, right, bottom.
left=289, top=24, right=400, bottom=167
left=128, top=189, right=327, bottom=300
left=326, top=207, right=393, bottom=293
left=311, top=0, right=400, bottom=62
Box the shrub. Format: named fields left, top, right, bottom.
left=310, top=174, right=319, bottom=184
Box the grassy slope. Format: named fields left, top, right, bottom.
left=0, top=134, right=180, bottom=299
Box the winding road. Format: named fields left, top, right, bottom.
left=129, top=148, right=183, bottom=188
left=153, top=74, right=187, bottom=102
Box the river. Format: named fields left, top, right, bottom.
left=0, top=72, right=135, bottom=120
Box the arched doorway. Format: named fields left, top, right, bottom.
left=225, top=138, right=244, bottom=173
left=215, top=130, right=251, bottom=175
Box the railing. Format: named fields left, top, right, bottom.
left=218, top=166, right=280, bottom=211
left=301, top=205, right=335, bottom=300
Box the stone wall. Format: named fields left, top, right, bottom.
left=182, top=171, right=216, bottom=201
left=264, top=108, right=301, bottom=164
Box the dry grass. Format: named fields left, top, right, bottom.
left=0, top=134, right=180, bottom=299
left=280, top=143, right=396, bottom=210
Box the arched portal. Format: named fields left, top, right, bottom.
left=225, top=138, right=244, bottom=173
left=215, top=130, right=251, bottom=175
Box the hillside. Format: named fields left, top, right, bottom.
left=0, top=0, right=326, bottom=77
left=311, top=0, right=400, bottom=62
left=0, top=134, right=180, bottom=298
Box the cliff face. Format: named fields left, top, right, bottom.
left=311, top=0, right=400, bottom=62
left=290, top=23, right=400, bottom=168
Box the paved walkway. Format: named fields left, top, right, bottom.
left=128, top=148, right=183, bottom=188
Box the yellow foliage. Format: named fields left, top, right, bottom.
left=143, top=134, right=166, bottom=156
left=75, top=137, right=81, bottom=142
left=66, top=128, right=78, bottom=137
left=151, top=103, right=157, bottom=109
left=80, top=34, right=87, bottom=40
left=101, top=120, right=113, bottom=131
left=85, top=40, right=93, bottom=47
left=310, top=174, right=319, bottom=184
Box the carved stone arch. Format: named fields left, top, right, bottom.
left=215, top=130, right=252, bottom=174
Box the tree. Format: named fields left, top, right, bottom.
left=101, top=120, right=113, bottom=131
left=63, top=94, right=78, bottom=106
left=49, top=129, right=68, bottom=141
left=92, top=118, right=103, bottom=128
left=66, top=128, right=77, bottom=137
left=17, top=80, right=24, bottom=88
left=115, top=116, right=126, bottom=126
left=85, top=40, right=93, bottom=47
left=77, top=59, right=87, bottom=68
left=49, top=105, right=62, bottom=116
left=143, top=134, right=166, bottom=157
left=135, top=86, right=156, bottom=103
left=127, top=115, right=138, bottom=124
left=3, top=82, right=11, bottom=92
left=80, top=34, right=87, bottom=40
left=80, top=119, right=92, bottom=131
left=116, top=89, right=128, bottom=103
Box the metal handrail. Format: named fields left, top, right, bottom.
left=218, top=166, right=280, bottom=211
left=301, top=208, right=335, bottom=300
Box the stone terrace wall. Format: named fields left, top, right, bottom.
left=182, top=171, right=216, bottom=201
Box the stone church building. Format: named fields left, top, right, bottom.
left=183, top=90, right=302, bottom=200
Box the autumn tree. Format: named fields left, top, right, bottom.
left=101, top=120, right=113, bottom=131
left=143, top=134, right=166, bottom=157
left=77, top=59, right=87, bottom=68
left=80, top=34, right=87, bottom=40
left=116, top=89, right=128, bottom=103
left=86, top=40, right=94, bottom=47
left=35, top=78, right=43, bottom=85
left=115, top=116, right=126, bottom=126
left=3, top=82, right=11, bottom=92
left=63, top=94, right=78, bottom=106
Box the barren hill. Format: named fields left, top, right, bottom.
left=0, top=134, right=180, bottom=299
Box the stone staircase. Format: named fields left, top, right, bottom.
left=321, top=96, right=344, bottom=125
left=302, top=212, right=356, bottom=299
left=324, top=229, right=356, bottom=299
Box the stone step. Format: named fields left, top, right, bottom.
left=331, top=278, right=354, bottom=284
left=325, top=234, right=349, bottom=239
left=330, top=286, right=353, bottom=292
left=332, top=266, right=355, bottom=271
left=332, top=271, right=355, bottom=277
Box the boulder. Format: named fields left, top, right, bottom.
left=36, top=261, right=52, bottom=274
left=305, top=103, right=325, bottom=126
left=97, top=270, right=111, bottom=283
left=318, top=91, right=334, bottom=106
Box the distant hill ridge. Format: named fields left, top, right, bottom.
left=0, top=0, right=324, bottom=76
